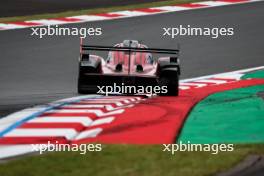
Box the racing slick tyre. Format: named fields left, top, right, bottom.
left=77, top=78, right=86, bottom=94
left=158, top=75, right=179, bottom=96
left=77, top=77, right=98, bottom=94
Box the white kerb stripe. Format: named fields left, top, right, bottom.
left=4, top=129, right=78, bottom=140
left=151, top=6, right=190, bottom=11
left=47, top=109, right=125, bottom=117
left=0, top=145, right=34, bottom=159
left=0, top=23, right=27, bottom=29
left=68, top=15, right=108, bottom=21
left=63, top=104, right=106, bottom=108
left=27, top=20, right=67, bottom=25
left=75, top=128, right=103, bottom=140
left=194, top=79, right=228, bottom=84
left=28, top=117, right=93, bottom=126
left=213, top=73, right=243, bottom=80
left=194, top=1, right=232, bottom=6
left=91, top=117, right=115, bottom=126
left=180, top=82, right=208, bottom=87
left=109, top=11, right=148, bottom=16
left=179, top=86, right=191, bottom=90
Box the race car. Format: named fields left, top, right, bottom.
left=78, top=39, right=180, bottom=96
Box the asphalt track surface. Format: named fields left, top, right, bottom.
left=0, top=1, right=264, bottom=115
left=0, top=2, right=264, bottom=176
left=0, top=0, right=165, bottom=17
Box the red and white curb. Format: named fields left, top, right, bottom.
left=179, top=66, right=264, bottom=89
left=0, top=0, right=263, bottom=31
left=0, top=96, right=145, bottom=158
left=0, top=66, right=264, bottom=159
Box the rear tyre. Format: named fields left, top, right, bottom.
left=158, top=75, right=179, bottom=96
left=77, top=77, right=98, bottom=94
left=77, top=77, right=86, bottom=94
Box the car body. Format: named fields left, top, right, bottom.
left=78, top=39, right=180, bottom=96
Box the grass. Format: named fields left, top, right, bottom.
left=0, top=0, right=202, bottom=23
left=178, top=85, right=264, bottom=144
left=0, top=144, right=264, bottom=176
left=242, top=70, right=264, bottom=80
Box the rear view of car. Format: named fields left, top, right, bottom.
left=78, top=39, right=180, bottom=96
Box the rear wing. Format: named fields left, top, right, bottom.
left=80, top=39, right=180, bottom=55
left=81, top=45, right=179, bottom=55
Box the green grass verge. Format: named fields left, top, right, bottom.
left=0, top=144, right=264, bottom=176
left=242, top=70, right=264, bottom=80
left=178, top=69, right=264, bottom=144
left=0, top=0, right=202, bottom=23
left=178, top=85, right=264, bottom=143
